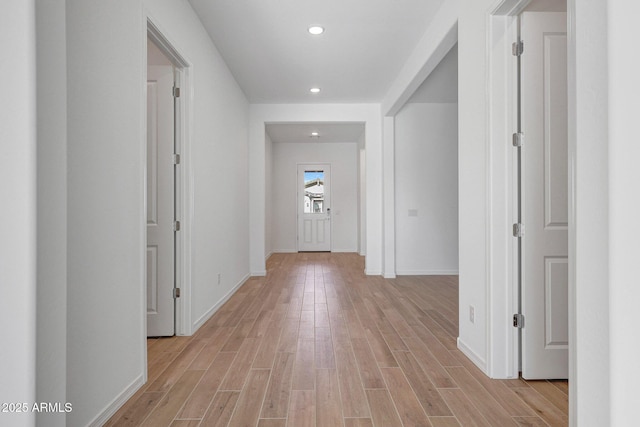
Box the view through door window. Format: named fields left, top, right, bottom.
left=304, top=171, right=324, bottom=213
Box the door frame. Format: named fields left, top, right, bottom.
left=297, top=163, right=332, bottom=252
left=487, top=0, right=573, bottom=382
left=145, top=17, right=193, bottom=339
left=486, top=0, right=527, bottom=380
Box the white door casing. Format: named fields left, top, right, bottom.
left=520, top=12, right=568, bottom=379
left=298, top=164, right=331, bottom=252
left=146, top=64, right=175, bottom=337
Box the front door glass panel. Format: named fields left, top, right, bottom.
left=303, top=171, right=324, bottom=213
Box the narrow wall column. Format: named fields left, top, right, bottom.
left=608, top=0, right=640, bottom=424
left=568, top=0, right=610, bottom=425
left=36, top=0, right=68, bottom=425
left=249, top=111, right=267, bottom=275
left=383, top=116, right=396, bottom=278
left=0, top=1, right=38, bottom=426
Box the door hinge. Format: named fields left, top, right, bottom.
left=512, top=132, right=524, bottom=147
left=173, top=86, right=181, bottom=98
left=174, top=220, right=181, bottom=232
left=173, top=288, right=181, bottom=298
left=513, top=223, right=524, bottom=238
left=513, top=313, right=525, bottom=328
left=512, top=40, right=524, bottom=56
left=173, top=153, right=181, bottom=165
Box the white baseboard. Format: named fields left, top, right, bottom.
left=365, top=269, right=382, bottom=275
left=89, top=373, right=145, bottom=427
left=265, top=251, right=273, bottom=262
left=192, top=273, right=250, bottom=332
left=457, top=337, right=488, bottom=373
left=271, top=249, right=359, bottom=254
left=396, top=269, right=459, bottom=276
left=90, top=271, right=252, bottom=425
left=251, top=270, right=267, bottom=277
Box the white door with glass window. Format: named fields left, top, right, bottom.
left=521, top=11, right=568, bottom=379
left=298, top=164, right=331, bottom=251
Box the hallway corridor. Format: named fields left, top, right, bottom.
left=106, top=253, right=568, bottom=426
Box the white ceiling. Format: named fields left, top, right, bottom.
left=187, top=0, right=446, bottom=104
left=266, top=122, right=365, bottom=144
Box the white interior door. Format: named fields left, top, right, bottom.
left=146, top=63, right=175, bottom=337
left=298, top=164, right=331, bottom=252
left=520, top=11, right=568, bottom=379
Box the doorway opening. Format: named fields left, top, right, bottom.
left=146, top=35, right=176, bottom=336
left=486, top=0, right=569, bottom=381
left=392, top=43, right=459, bottom=277
left=145, top=20, right=192, bottom=339
left=264, top=122, right=364, bottom=258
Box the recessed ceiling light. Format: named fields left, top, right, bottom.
left=310, top=132, right=320, bottom=137
left=310, top=87, right=321, bottom=94
left=308, top=26, right=324, bottom=35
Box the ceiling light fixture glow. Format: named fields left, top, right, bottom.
left=310, top=87, right=321, bottom=94
left=310, top=132, right=320, bottom=137
left=308, top=26, right=324, bottom=35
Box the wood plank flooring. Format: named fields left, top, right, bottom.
left=106, top=253, right=568, bottom=427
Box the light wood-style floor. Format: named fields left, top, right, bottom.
left=106, top=253, right=568, bottom=427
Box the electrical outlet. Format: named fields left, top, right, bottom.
left=217, top=273, right=221, bottom=285
left=469, top=306, right=475, bottom=323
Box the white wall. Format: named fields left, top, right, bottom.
left=569, top=1, right=609, bottom=424
left=66, top=1, right=147, bottom=424
left=272, top=142, right=359, bottom=253
left=63, top=0, right=251, bottom=424
left=395, top=105, right=458, bottom=274
left=567, top=1, right=640, bottom=424
left=457, top=0, right=493, bottom=371
left=604, top=1, right=640, bottom=425
left=250, top=104, right=382, bottom=275
left=0, top=2, right=37, bottom=426
left=394, top=45, right=458, bottom=275
left=36, top=1, right=68, bottom=426
left=406, top=44, right=458, bottom=104
left=144, top=0, right=251, bottom=332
